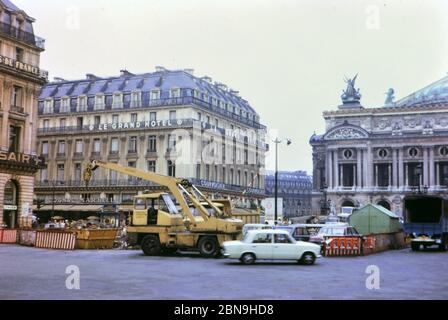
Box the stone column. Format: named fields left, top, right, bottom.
left=405, top=163, right=409, bottom=187
left=398, top=148, right=404, bottom=188
left=429, top=147, right=435, bottom=188
left=392, top=148, right=398, bottom=188
left=334, top=150, right=339, bottom=189
left=374, top=164, right=378, bottom=187
left=436, top=162, right=440, bottom=186
left=327, top=149, right=333, bottom=188
left=357, top=149, right=362, bottom=189
left=388, top=164, right=392, bottom=188
left=423, top=147, right=429, bottom=186
left=352, top=164, right=356, bottom=188
left=363, top=148, right=369, bottom=189
left=367, top=144, right=373, bottom=188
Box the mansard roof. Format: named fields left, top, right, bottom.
left=39, top=69, right=257, bottom=115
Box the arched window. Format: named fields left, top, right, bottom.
left=377, top=200, right=391, bottom=211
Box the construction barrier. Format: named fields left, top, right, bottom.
left=0, top=229, right=18, bottom=244
left=323, top=236, right=362, bottom=257
left=19, top=230, right=37, bottom=247
left=35, top=230, right=76, bottom=250
left=73, top=229, right=119, bottom=249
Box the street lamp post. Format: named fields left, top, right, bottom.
left=273, top=138, right=292, bottom=225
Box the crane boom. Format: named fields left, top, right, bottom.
left=83, top=160, right=220, bottom=225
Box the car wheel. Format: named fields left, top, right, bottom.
left=411, top=242, right=420, bottom=251
left=240, top=253, right=256, bottom=265
left=198, top=237, right=220, bottom=258
left=300, top=252, right=316, bottom=265
left=141, top=235, right=161, bottom=256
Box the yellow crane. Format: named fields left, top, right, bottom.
left=83, top=160, right=243, bottom=257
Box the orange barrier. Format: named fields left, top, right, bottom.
left=35, top=231, right=76, bottom=250
left=323, top=236, right=362, bottom=257
left=363, top=236, right=376, bottom=249
left=0, top=229, right=18, bottom=244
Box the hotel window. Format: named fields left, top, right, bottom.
left=44, top=99, right=53, bottom=114
left=203, top=93, right=209, bottom=102
left=42, top=141, right=49, bottom=155
left=94, top=116, right=101, bottom=126
left=196, top=164, right=201, bottom=179
left=59, top=118, right=66, bottom=127
left=169, top=110, right=177, bottom=121
left=61, top=98, right=70, bottom=112
left=129, top=136, right=138, bottom=153
left=131, top=91, right=141, bottom=107
left=377, top=164, right=390, bottom=187
left=170, top=88, right=181, bottom=98
left=78, top=96, right=87, bottom=111
left=95, top=95, right=105, bottom=110
left=128, top=161, right=137, bottom=182
left=110, top=169, right=118, bottom=182
left=11, top=86, right=23, bottom=108
left=43, top=119, right=49, bottom=129
left=8, top=125, right=20, bottom=153
left=40, top=165, right=48, bottom=182
left=57, top=164, right=65, bottom=182
left=76, top=117, right=83, bottom=128
left=147, top=160, right=156, bottom=173
left=206, top=165, right=210, bottom=180
left=150, top=112, right=157, bottom=122
left=168, top=160, right=176, bottom=177
left=110, top=138, right=119, bottom=154
left=168, top=134, right=176, bottom=151
left=131, top=113, right=138, bottom=123
left=74, top=163, right=82, bottom=181
left=112, top=93, right=123, bottom=109
left=93, top=139, right=101, bottom=153
left=75, top=139, right=83, bottom=154
left=16, top=47, right=24, bottom=62
left=58, top=141, right=66, bottom=155
left=112, top=114, right=119, bottom=124
left=215, top=119, right=219, bottom=128
left=214, top=166, right=218, bottom=181
left=206, top=116, right=210, bottom=124
left=151, top=90, right=160, bottom=100
left=148, top=135, right=157, bottom=152
left=197, top=112, right=202, bottom=121
left=237, top=170, right=241, bottom=185
left=244, top=171, right=248, bottom=186
left=229, top=169, right=234, bottom=184
left=222, top=167, right=226, bottom=183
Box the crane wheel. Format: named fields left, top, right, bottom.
left=198, top=237, right=219, bottom=258
left=141, top=235, right=161, bottom=256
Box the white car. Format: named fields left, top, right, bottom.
left=223, top=229, right=322, bottom=265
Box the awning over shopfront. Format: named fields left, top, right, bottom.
left=33, top=205, right=103, bottom=212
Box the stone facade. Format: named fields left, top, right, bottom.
left=310, top=75, right=448, bottom=218
left=0, top=1, right=46, bottom=228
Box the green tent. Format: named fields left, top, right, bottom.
left=349, top=204, right=403, bottom=235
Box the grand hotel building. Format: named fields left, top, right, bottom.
left=0, top=0, right=46, bottom=228
left=35, top=67, right=267, bottom=219
left=310, top=75, right=448, bottom=219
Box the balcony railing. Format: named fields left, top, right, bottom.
left=38, top=96, right=266, bottom=130
left=10, top=105, right=25, bottom=114
left=0, top=22, right=45, bottom=49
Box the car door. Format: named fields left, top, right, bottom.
left=273, top=234, right=298, bottom=260
left=249, top=233, right=273, bottom=260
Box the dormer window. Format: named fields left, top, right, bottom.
left=77, top=96, right=87, bottom=111
left=151, top=89, right=160, bottom=100
left=130, top=91, right=141, bottom=108
left=112, top=93, right=123, bottom=109
left=193, top=90, right=200, bottom=99
left=60, top=97, right=70, bottom=113
left=43, top=99, right=53, bottom=114
left=170, top=88, right=181, bottom=99
left=211, top=97, right=217, bottom=106
left=203, top=93, right=209, bottom=103
left=94, top=94, right=105, bottom=110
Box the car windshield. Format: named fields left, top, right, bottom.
left=275, top=226, right=293, bottom=234
left=319, top=227, right=345, bottom=236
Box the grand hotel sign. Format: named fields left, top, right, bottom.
left=89, top=119, right=186, bottom=131
left=0, top=55, right=48, bottom=80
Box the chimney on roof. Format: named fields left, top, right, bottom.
left=120, top=69, right=134, bottom=77
left=215, top=82, right=228, bottom=92
left=54, top=77, right=67, bottom=82
left=184, top=68, right=194, bottom=75
left=86, top=74, right=99, bottom=80
left=201, top=76, right=212, bottom=84
left=155, top=66, right=166, bottom=72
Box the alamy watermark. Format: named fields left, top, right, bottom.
left=65, top=265, right=80, bottom=290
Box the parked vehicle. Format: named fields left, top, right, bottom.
left=309, top=225, right=361, bottom=245
left=223, top=229, right=322, bottom=265
left=403, top=196, right=448, bottom=251
left=242, top=224, right=273, bottom=236
left=275, top=224, right=326, bottom=242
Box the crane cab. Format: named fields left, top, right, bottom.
left=132, top=193, right=184, bottom=227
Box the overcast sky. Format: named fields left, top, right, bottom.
left=15, top=0, right=448, bottom=174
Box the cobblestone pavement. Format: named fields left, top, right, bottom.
left=0, top=244, right=447, bottom=300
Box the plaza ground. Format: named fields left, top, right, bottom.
left=0, top=244, right=447, bottom=300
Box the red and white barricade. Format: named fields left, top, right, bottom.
left=0, top=229, right=18, bottom=244
left=323, top=237, right=362, bottom=257
left=35, top=231, right=76, bottom=250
